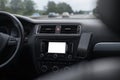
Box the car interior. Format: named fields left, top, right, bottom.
left=0, top=0, right=120, bottom=80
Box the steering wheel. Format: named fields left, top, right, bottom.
left=0, top=11, right=24, bottom=68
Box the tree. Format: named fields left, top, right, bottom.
left=79, top=10, right=86, bottom=14
left=23, top=0, right=35, bottom=15
left=56, top=2, right=73, bottom=14
left=10, top=0, right=24, bottom=14
left=74, top=11, right=79, bottom=14
left=9, top=0, right=35, bottom=15
left=93, top=7, right=100, bottom=17
left=46, top=1, right=57, bottom=14
left=46, top=1, right=73, bottom=14
left=0, top=0, right=8, bottom=11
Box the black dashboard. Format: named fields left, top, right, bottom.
left=1, top=14, right=120, bottom=79
left=17, top=15, right=120, bottom=73
left=15, top=15, right=120, bottom=74
left=0, top=0, right=120, bottom=79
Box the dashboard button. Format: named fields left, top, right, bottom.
left=41, top=65, right=48, bottom=72
left=68, top=55, right=72, bottom=59
left=53, top=54, right=58, bottom=59
left=40, top=53, right=44, bottom=58
left=52, top=66, right=59, bottom=71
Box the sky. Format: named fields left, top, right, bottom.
left=33, top=0, right=97, bottom=11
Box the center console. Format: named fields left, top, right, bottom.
left=29, top=24, right=92, bottom=74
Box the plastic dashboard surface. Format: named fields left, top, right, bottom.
left=15, top=15, right=120, bottom=74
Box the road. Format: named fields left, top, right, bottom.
left=30, top=14, right=96, bottom=19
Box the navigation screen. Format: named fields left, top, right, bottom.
left=48, top=42, right=66, bottom=54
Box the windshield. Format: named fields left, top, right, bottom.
left=0, top=0, right=98, bottom=19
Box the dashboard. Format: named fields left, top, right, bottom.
left=17, top=15, right=120, bottom=74
left=1, top=14, right=120, bottom=79
left=16, top=15, right=120, bottom=72
left=0, top=0, right=120, bottom=79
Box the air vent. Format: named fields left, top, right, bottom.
left=61, top=25, right=79, bottom=34
left=40, top=25, right=56, bottom=33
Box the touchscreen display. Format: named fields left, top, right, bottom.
left=48, top=42, right=66, bottom=54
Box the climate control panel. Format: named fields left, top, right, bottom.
left=30, top=23, right=92, bottom=74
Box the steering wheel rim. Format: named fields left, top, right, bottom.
left=0, top=11, right=24, bottom=68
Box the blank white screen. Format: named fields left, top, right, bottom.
left=48, top=42, right=66, bottom=54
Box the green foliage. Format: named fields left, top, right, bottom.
left=93, top=7, right=99, bottom=17
left=57, top=2, right=73, bottom=14
left=46, top=1, right=57, bottom=14
left=46, top=1, right=73, bottom=14
left=39, top=10, right=46, bottom=15
left=0, top=0, right=87, bottom=16
left=74, top=10, right=90, bottom=14
left=0, top=0, right=8, bottom=11
left=10, top=0, right=24, bottom=14
left=79, top=10, right=85, bottom=14
left=23, top=0, right=35, bottom=15
left=0, top=0, right=35, bottom=16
